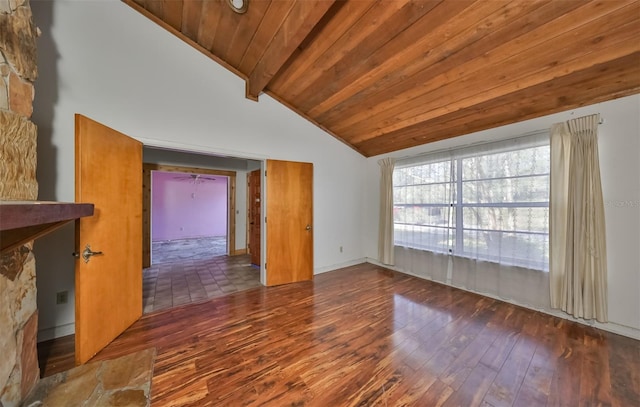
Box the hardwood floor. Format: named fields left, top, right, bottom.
left=37, top=333, right=76, bottom=378
left=38, top=263, right=640, bottom=406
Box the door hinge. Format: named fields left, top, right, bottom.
left=265, top=263, right=267, bottom=270
left=264, top=216, right=267, bottom=223
left=264, top=171, right=267, bottom=177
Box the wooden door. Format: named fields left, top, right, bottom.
left=248, top=169, right=261, bottom=266
left=266, top=160, right=313, bottom=286
left=75, top=114, right=142, bottom=364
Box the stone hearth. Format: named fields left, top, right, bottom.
left=22, top=348, right=156, bottom=407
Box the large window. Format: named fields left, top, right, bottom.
left=393, top=135, right=550, bottom=271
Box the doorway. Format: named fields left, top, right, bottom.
left=139, top=151, right=313, bottom=309
left=150, top=170, right=229, bottom=264
left=142, top=162, right=261, bottom=313
left=142, top=163, right=239, bottom=267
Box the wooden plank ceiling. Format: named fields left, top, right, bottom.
left=124, top=0, right=640, bottom=157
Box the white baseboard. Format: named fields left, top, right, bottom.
left=591, top=320, right=640, bottom=340
left=38, top=322, right=75, bottom=343
left=314, top=258, right=367, bottom=275
left=365, top=257, right=640, bottom=341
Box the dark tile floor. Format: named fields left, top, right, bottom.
left=144, top=237, right=261, bottom=314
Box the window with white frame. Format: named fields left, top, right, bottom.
left=393, top=133, right=550, bottom=271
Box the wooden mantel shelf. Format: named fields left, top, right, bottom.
left=0, top=201, right=94, bottom=254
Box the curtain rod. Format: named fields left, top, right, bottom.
left=569, top=113, right=605, bottom=125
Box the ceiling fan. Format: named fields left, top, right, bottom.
left=173, top=174, right=216, bottom=184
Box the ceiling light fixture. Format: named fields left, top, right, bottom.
left=227, top=0, right=248, bottom=14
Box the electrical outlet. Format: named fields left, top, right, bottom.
left=56, top=291, right=68, bottom=305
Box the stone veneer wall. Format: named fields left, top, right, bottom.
left=0, top=0, right=40, bottom=406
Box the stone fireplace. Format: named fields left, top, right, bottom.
left=0, top=0, right=41, bottom=405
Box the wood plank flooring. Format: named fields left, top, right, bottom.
left=38, top=263, right=640, bottom=406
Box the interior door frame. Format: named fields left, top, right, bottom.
left=139, top=147, right=309, bottom=288
left=247, top=169, right=262, bottom=266
left=142, top=163, right=238, bottom=267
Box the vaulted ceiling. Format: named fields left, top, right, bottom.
left=124, top=0, right=640, bottom=157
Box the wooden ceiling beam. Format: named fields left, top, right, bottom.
left=268, top=0, right=374, bottom=92
left=245, top=0, right=336, bottom=101
left=238, top=1, right=296, bottom=80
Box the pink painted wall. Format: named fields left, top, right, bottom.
left=151, top=171, right=228, bottom=241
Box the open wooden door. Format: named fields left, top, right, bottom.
left=248, top=169, right=261, bottom=266
left=266, top=160, right=313, bottom=286
left=75, top=114, right=142, bottom=364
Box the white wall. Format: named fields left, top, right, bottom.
left=31, top=0, right=367, bottom=340
left=364, top=94, right=640, bottom=338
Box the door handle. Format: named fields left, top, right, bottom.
left=73, top=244, right=103, bottom=263
left=305, top=224, right=312, bottom=231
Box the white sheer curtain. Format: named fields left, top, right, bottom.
left=550, top=114, right=608, bottom=322
left=378, top=158, right=395, bottom=265
left=448, top=134, right=551, bottom=309
left=394, top=133, right=552, bottom=310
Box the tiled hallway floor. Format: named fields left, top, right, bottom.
left=151, top=236, right=227, bottom=264
left=144, top=237, right=260, bottom=314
